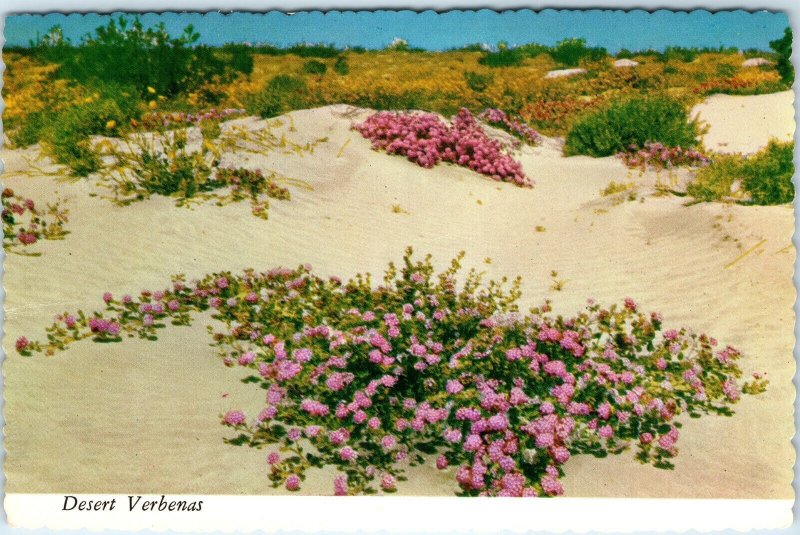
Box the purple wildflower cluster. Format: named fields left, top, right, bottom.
left=17, top=249, right=766, bottom=497
left=2, top=187, right=69, bottom=253
left=477, top=108, right=541, bottom=146
left=617, top=142, right=710, bottom=171
left=353, top=109, right=532, bottom=187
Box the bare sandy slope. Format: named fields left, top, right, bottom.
left=3, top=91, right=795, bottom=498
left=692, top=90, right=795, bottom=154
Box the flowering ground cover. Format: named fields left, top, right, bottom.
left=16, top=250, right=767, bottom=496
left=617, top=142, right=711, bottom=171
left=353, top=109, right=532, bottom=187
left=2, top=188, right=69, bottom=256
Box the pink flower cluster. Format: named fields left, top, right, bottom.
left=353, top=109, right=532, bottom=187
left=19, top=250, right=766, bottom=496
left=477, top=108, right=541, bottom=146
left=617, top=142, right=710, bottom=170
left=2, top=187, right=69, bottom=252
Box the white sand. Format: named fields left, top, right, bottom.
left=692, top=90, right=795, bottom=154
left=3, top=92, right=795, bottom=498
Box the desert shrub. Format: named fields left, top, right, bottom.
left=564, top=95, right=701, bottom=157
left=34, top=17, right=252, bottom=98
left=550, top=38, right=607, bottom=67
left=10, top=111, right=50, bottom=147
left=353, top=109, right=531, bottom=186
left=334, top=56, right=350, bottom=75
left=715, top=63, right=738, bottom=78
left=45, top=93, right=139, bottom=176
left=479, top=43, right=524, bottom=68
left=464, top=71, right=494, bottom=93
left=16, top=250, right=767, bottom=496
left=244, top=75, right=311, bottom=118
left=2, top=188, right=69, bottom=256
left=661, top=47, right=698, bottom=63
left=769, top=27, right=794, bottom=86
left=303, top=60, right=328, bottom=75
left=254, top=43, right=342, bottom=58
left=743, top=140, right=795, bottom=204
left=516, top=43, right=552, bottom=59
left=687, top=141, right=794, bottom=204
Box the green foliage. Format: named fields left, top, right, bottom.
left=715, top=63, right=738, bottom=78
left=550, top=38, right=608, bottom=67
left=244, top=75, right=311, bottom=118
left=479, top=42, right=524, bottom=67
left=463, top=71, right=494, bottom=92
left=333, top=56, right=350, bottom=75
left=743, top=140, right=794, bottom=204
left=34, top=16, right=252, bottom=98
left=254, top=43, right=342, bottom=58
left=687, top=141, right=794, bottom=205
left=769, top=27, right=794, bottom=85
left=564, top=95, right=700, bottom=157
left=302, top=60, right=328, bottom=75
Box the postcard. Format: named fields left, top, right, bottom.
left=1, top=8, right=795, bottom=532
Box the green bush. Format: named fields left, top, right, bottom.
left=464, top=71, right=494, bottom=92
left=479, top=43, right=524, bottom=67
left=333, top=56, right=350, bottom=75
left=34, top=17, right=252, bottom=98
left=550, top=38, right=607, bottom=67
left=244, top=75, right=311, bottom=118
left=564, top=95, right=700, bottom=157
left=302, top=60, right=328, bottom=75
left=253, top=43, right=341, bottom=58
left=770, top=27, right=794, bottom=86
left=687, top=141, right=794, bottom=205
left=742, top=140, right=794, bottom=204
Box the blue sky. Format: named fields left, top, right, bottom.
left=4, top=10, right=790, bottom=52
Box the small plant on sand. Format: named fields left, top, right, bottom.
left=353, top=109, right=532, bottom=187
left=2, top=188, right=69, bottom=255
left=17, top=250, right=766, bottom=497
left=99, top=129, right=300, bottom=219
left=687, top=140, right=794, bottom=205
left=564, top=95, right=701, bottom=157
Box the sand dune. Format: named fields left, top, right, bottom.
left=3, top=91, right=795, bottom=498
left=692, top=90, right=795, bottom=154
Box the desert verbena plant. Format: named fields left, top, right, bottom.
left=353, top=109, right=532, bottom=187
left=687, top=140, right=795, bottom=205
left=2, top=188, right=69, bottom=256
left=17, top=250, right=767, bottom=497
left=564, top=95, right=702, bottom=157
